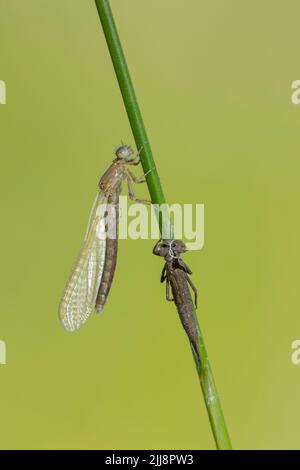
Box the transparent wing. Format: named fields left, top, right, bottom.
left=59, top=191, right=108, bottom=332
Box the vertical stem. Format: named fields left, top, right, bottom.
left=95, top=0, right=164, bottom=206
left=94, top=0, right=232, bottom=449
left=191, top=315, right=232, bottom=449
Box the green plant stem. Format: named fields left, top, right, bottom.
left=94, top=0, right=232, bottom=450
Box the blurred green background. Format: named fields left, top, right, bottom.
left=0, top=0, right=300, bottom=450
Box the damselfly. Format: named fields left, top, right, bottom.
left=59, top=144, right=150, bottom=332
left=153, top=239, right=200, bottom=361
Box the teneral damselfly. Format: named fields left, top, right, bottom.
left=59, top=144, right=150, bottom=332
left=153, top=239, right=200, bottom=362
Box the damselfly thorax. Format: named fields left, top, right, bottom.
left=59, top=144, right=150, bottom=332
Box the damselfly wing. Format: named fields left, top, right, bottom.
left=59, top=191, right=108, bottom=332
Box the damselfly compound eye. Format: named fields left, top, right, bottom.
left=115, top=145, right=134, bottom=160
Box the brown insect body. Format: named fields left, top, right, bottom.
left=95, top=189, right=120, bottom=312
left=95, top=146, right=149, bottom=312
left=153, top=239, right=200, bottom=361
left=99, top=159, right=126, bottom=195
left=96, top=160, right=124, bottom=312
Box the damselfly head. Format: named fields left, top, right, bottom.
left=115, top=145, right=135, bottom=161
left=153, top=239, right=187, bottom=259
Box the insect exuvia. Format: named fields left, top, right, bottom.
left=153, top=239, right=201, bottom=362
left=59, top=144, right=150, bottom=332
